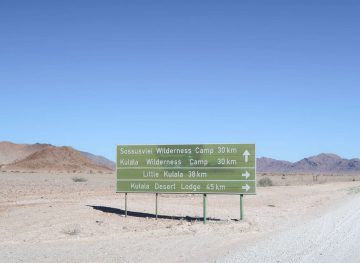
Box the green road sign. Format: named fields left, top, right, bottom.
left=116, top=144, right=256, bottom=194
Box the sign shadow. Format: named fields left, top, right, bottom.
left=87, top=205, right=227, bottom=222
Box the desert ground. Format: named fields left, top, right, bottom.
left=1, top=171, right=360, bottom=262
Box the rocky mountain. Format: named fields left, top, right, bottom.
left=1, top=142, right=358, bottom=174
left=257, top=153, right=360, bottom=174
left=0, top=142, right=115, bottom=173
left=80, top=151, right=115, bottom=170
left=0, top=141, right=51, bottom=165
left=256, top=157, right=292, bottom=173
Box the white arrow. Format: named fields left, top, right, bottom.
left=243, top=150, right=250, bottom=163
left=242, top=184, right=250, bottom=192
left=242, top=171, right=251, bottom=179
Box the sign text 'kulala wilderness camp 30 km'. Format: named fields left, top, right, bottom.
left=116, top=144, right=256, bottom=194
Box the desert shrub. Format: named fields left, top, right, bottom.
left=61, top=225, right=80, bottom=235
left=347, top=186, right=360, bottom=195
left=72, top=177, right=87, bottom=182
left=258, top=177, right=273, bottom=187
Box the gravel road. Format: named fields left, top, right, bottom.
left=221, top=194, right=360, bottom=263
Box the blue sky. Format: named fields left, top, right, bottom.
left=0, top=0, right=359, bottom=162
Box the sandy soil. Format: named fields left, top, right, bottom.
left=0, top=171, right=359, bottom=262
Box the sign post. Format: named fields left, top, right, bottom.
left=240, top=194, right=244, bottom=220
left=203, top=194, right=207, bottom=224
left=125, top=192, right=128, bottom=217
left=155, top=193, right=158, bottom=220
left=117, top=144, right=256, bottom=221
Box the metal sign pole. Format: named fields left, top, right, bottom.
left=155, top=193, right=158, bottom=220
left=125, top=192, right=128, bottom=217
left=203, top=194, right=207, bottom=224
left=240, top=194, right=244, bottom=220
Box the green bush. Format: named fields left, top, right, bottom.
left=258, top=177, right=273, bottom=187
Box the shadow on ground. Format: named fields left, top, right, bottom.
left=87, top=205, right=238, bottom=222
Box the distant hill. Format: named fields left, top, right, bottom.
left=80, top=151, right=115, bottom=170
left=0, top=141, right=51, bottom=165
left=0, top=142, right=115, bottom=173
left=256, top=157, right=292, bottom=173
left=1, top=142, right=358, bottom=174
left=257, top=153, right=360, bottom=174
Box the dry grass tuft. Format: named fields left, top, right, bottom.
left=72, top=177, right=87, bottom=182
